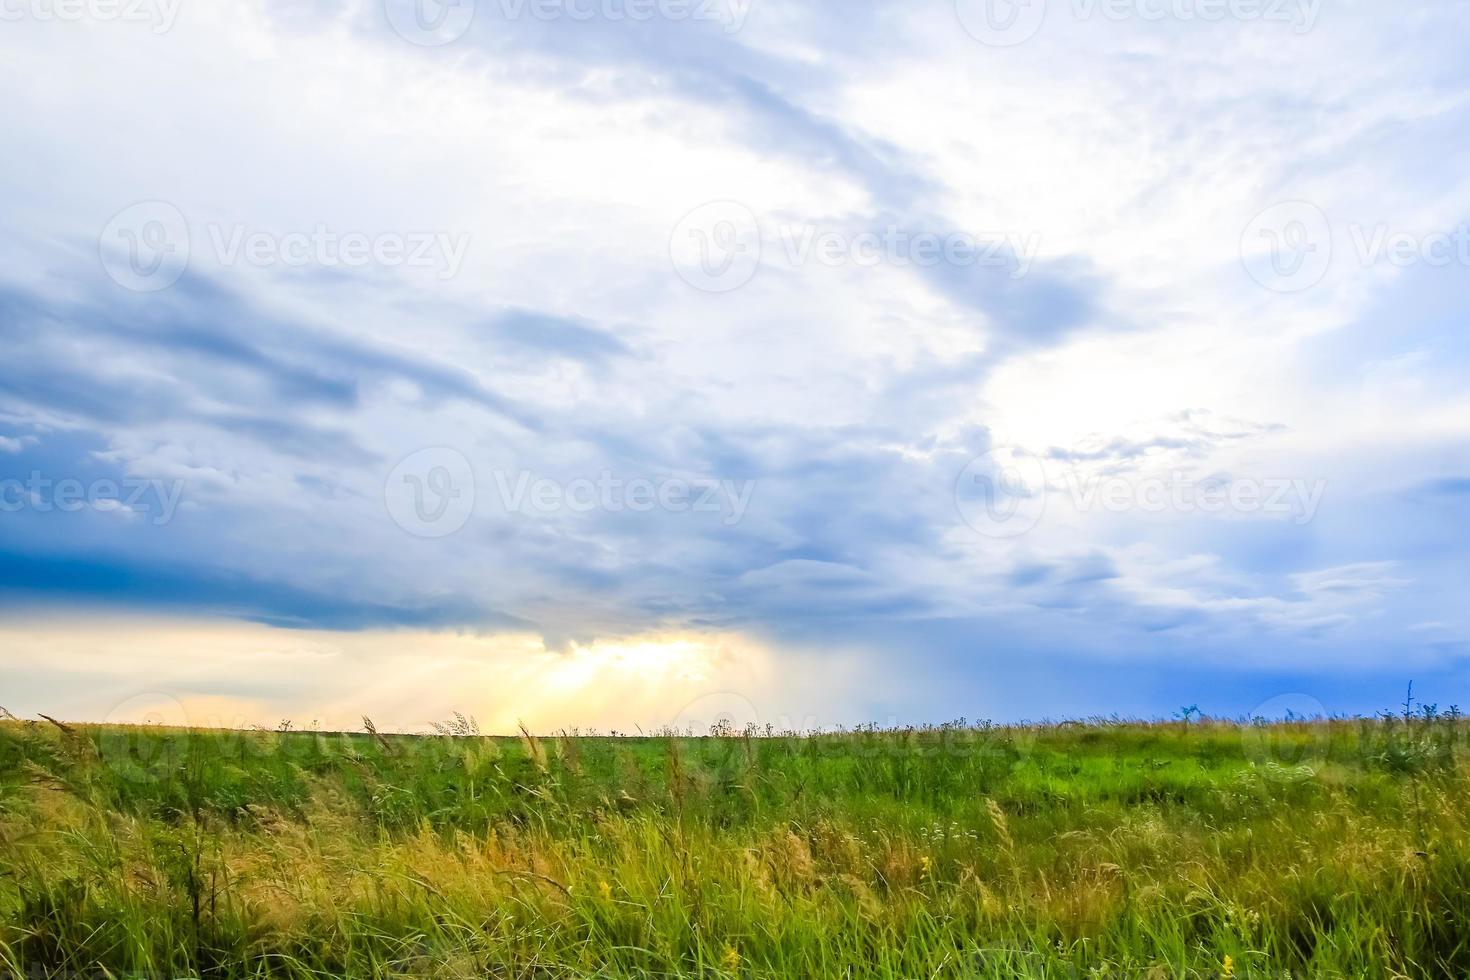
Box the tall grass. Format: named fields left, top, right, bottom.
left=0, top=707, right=1467, bottom=977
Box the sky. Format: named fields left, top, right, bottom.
left=1, top=0, right=1468, bottom=732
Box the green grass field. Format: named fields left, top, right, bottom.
left=1, top=703, right=1468, bottom=978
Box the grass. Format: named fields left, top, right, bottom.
left=0, top=699, right=1467, bottom=978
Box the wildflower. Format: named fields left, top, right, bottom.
left=599, top=880, right=613, bottom=900
left=722, top=944, right=741, bottom=971
left=920, top=854, right=932, bottom=875
left=1222, top=954, right=1235, bottom=977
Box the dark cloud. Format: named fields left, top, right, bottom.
left=0, top=546, right=519, bottom=631
left=0, top=274, right=543, bottom=432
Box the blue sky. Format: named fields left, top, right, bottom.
left=1, top=0, right=1468, bottom=730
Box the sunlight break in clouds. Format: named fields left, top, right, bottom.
left=0, top=617, right=880, bottom=734
left=1, top=0, right=1469, bottom=724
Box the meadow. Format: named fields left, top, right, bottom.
left=1, top=699, right=1467, bottom=978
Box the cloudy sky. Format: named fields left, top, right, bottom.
left=2, top=0, right=1468, bottom=731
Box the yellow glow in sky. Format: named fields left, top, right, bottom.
left=0, top=615, right=871, bottom=735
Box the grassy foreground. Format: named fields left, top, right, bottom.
left=1, top=705, right=1468, bottom=978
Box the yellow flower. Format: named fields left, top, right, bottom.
left=722, top=944, right=741, bottom=971
left=1221, top=954, right=1235, bottom=977
left=920, top=855, right=933, bottom=875
left=598, top=880, right=613, bottom=900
